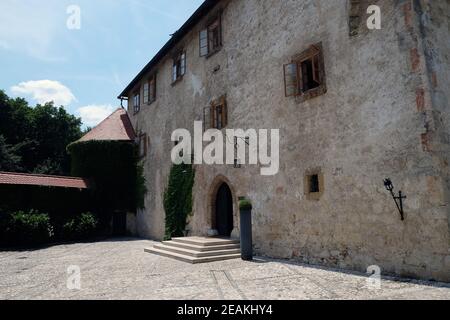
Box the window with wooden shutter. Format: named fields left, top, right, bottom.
left=284, top=42, right=326, bottom=101
left=133, top=92, right=140, bottom=114
left=203, top=106, right=211, bottom=132
left=208, top=18, right=221, bottom=52
left=220, top=96, right=227, bottom=128
left=180, top=52, right=186, bottom=75
left=172, top=51, right=186, bottom=84
left=199, top=29, right=208, bottom=57
left=312, top=54, right=320, bottom=84
left=172, top=64, right=178, bottom=83
left=209, top=96, right=228, bottom=130
left=283, top=63, right=299, bottom=97
left=199, top=12, right=222, bottom=57
left=138, top=133, right=147, bottom=158
left=148, top=74, right=156, bottom=103
left=143, top=83, right=149, bottom=104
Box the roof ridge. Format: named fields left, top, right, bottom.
left=73, top=107, right=135, bottom=143
left=86, top=107, right=123, bottom=132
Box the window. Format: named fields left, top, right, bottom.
left=138, top=133, right=147, bottom=158
left=144, top=74, right=157, bottom=104
left=309, top=174, right=320, bottom=193
left=203, top=96, right=228, bottom=130
left=304, top=171, right=324, bottom=200
left=199, top=13, right=222, bottom=57
left=143, top=83, right=149, bottom=104
left=133, top=92, right=140, bottom=114
left=284, top=43, right=326, bottom=101
left=172, top=51, right=186, bottom=83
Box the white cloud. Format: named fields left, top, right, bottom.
left=76, top=104, right=115, bottom=127
left=10, top=80, right=76, bottom=106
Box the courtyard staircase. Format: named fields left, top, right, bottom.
left=144, top=236, right=241, bottom=264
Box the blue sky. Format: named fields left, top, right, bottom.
left=0, top=0, right=203, bottom=127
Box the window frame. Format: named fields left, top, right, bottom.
left=304, top=170, right=324, bottom=201
left=145, top=73, right=157, bottom=105
left=138, top=133, right=148, bottom=158
left=133, top=91, right=141, bottom=114
left=172, top=51, right=186, bottom=84
left=199, top=12, right=222, bottom=58
left=283, top=42, right=327, bottom=102
left=203, top=95, right=228, bottom=130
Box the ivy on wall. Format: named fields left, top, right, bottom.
left=163, top=163, right=195, bottom=240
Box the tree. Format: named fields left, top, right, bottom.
left=0, top=135, right=22, bottom=172
left=0, top=90, right=83, bottom=175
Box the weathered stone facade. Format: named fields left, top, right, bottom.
left=122, top=0, right=450, bottom=281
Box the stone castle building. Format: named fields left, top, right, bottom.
left=118, top=0, right=450, bottom=281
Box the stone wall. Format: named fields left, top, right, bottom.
left=126, top=0, right=450, bottom=281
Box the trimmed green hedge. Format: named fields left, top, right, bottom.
left=67, top=140, right=147, bottom=220
left=163, top=163, right=195, bottom=240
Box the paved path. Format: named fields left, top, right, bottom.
left=1, top=238, right=449, bottom=300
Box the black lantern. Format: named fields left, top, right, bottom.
left=383, top=178, right=406, bottom=221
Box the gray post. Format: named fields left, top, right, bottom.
left=239, top=207, right=253, bottom=261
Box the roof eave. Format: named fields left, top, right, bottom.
left=117, top=0, right=220, bottom=99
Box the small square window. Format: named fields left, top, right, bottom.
left=305, top=171, right=324, bottom=200
left=309, top=174, right=320, bottom=193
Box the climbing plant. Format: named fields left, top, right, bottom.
left=67, top=140, right=147, bottom=219
left=163, top=162, right=195, bottom=240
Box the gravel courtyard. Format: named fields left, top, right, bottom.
left=1, top=238, right=449, bottom=300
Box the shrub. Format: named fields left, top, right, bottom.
left=62, top=212, right=98, bottom=241
left=0, top=210, right=54, bottom=246
left=239, top=198, right=253, bottom=211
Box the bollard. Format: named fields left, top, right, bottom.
left=239, top=198, right=253, bottom=261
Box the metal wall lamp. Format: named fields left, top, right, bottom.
left=383, top=178, right=406, bottom=221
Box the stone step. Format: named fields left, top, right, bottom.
left=144, top=247, right=241, bottom=264
left=154, top=243, right=240, bottom=257
left=171, top=236, right=239, bottom=247
left=162, top=240, right=240, bottom=252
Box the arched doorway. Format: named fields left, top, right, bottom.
left=215, top=183, right=234, bottom=237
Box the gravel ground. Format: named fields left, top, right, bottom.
left=1, top=238, right=449, bottom=300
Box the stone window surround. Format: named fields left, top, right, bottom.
left=304, top=168, right=324, bottom=201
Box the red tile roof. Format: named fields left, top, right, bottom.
left=76, top=108, right=136, bottom=143
left=0, top=172, right=89, bottom=189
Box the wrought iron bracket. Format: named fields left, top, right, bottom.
left=383, top=178, right=407, bottom=221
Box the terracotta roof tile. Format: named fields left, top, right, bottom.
left=0, top=172, right=89, bottom=189
left=76, top=108, right=136, bottom=143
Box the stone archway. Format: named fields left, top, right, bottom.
left=207, top=175, right=239, bottom=239
left=215, top=183, right=233, bottom=236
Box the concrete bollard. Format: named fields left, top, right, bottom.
left=239, top=198, right=253, bottom=261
